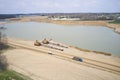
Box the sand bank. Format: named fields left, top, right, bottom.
left=36, top=20, right=120, bottom=34
left=16, top=16, right=120, bottom=34
left=2, top=38, right=120, bottom=80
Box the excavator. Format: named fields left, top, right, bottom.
left=34, top=40, right=41, bottom=46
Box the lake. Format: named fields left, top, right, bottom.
left=3, top=22, right=120, bottom=56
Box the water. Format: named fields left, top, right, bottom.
left=3, top=22, right=120, bottom=56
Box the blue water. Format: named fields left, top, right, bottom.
left=3, top=22, right=120, bottom=56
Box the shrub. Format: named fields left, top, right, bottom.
left=0, top=54, right=8, bottom=71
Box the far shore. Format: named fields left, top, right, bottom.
left=0, top=16, right=120, bottom=34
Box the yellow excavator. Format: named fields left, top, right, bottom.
left=34, top=40, right=41, bottom=46
left=42, top=38, right=49, bottom=44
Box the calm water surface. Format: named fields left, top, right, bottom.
left=4, top=22, right=120, bottom=56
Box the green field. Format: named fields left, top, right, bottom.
left=0, top=70, right=32, bottom=80
left=109, top=20, right=120, bottom=24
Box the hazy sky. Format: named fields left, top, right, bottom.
left=0, top=0, right=120, bottom=14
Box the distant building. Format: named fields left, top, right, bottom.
left=50, top=16, right=80, bottom=20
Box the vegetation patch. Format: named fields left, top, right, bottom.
left=71, top=46, right=111, bottom=56
left=0, top=44, right=12, bottom=50
left=109, top=20, right=120, bottom=24
left=0, top=54, right=8, bottom=71
left=0, top=70, right=32, bottom=80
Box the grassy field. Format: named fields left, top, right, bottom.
left=109, top=20, right=120, bottom=24
left=0, top=70, right=32, bottom=80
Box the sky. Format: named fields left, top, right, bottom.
left=0, top=0, right=120, bottom=14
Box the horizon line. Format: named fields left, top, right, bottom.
left=0, top=12, right=120, bottom=15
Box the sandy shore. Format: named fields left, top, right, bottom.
left=2, top=38, right=120, bottom=80
left=10, top=16, right=120, bottom=33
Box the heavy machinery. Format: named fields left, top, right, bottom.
left=34, top=40, right=41, bottom=46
